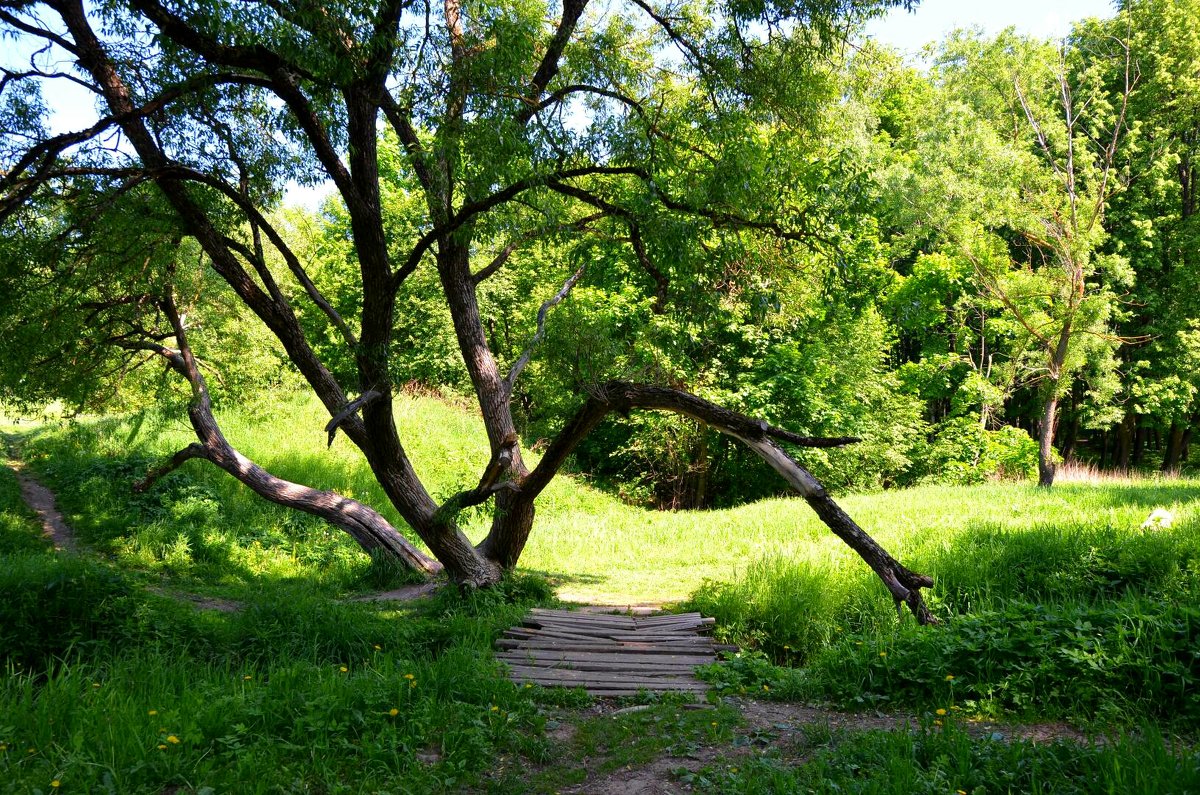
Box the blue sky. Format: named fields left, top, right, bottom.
left=865, top=0, right=1119, bottom=56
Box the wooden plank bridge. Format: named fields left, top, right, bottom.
left=497, top=607, right=731, bottom=696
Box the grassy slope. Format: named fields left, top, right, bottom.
left=20, top=392, right=1200, bottom=606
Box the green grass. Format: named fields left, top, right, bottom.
left=680, top=724, right=1200, bottom=793
left=4, top=392, right=1200, bottom=791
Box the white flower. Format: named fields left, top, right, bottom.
left=1141, top=509, right=1175, bottom=529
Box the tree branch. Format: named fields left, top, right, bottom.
left=324, top=390, right=383, bottom=447
left=514, top=0, right=590, bottom=125
left=504, top=262, right=586, bottom=392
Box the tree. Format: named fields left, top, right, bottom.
left=879, top=28, right=1134, bottom=487
left=1085, top=0, right=1200, bottom=471
left=0, top=0, right=938, bottom=621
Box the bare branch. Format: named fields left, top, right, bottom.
left=504, top=263, right=586, bottom=392
left=324, top=390, right=383, bottom=447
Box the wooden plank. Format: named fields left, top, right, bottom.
left=499, top=657, right=703, bottom=673
left=507, top=629, right=717, bottom=645
left=511, top=675, right=709, bottom=692
left=498, top=650, right=716, bottom=666
left=635, top=612, right=702, bottom=622
left=523, top=618, right=639, bottom=633
left=528, top=611, right=637, bottom=627
left=496, top=639, right=717, bottom=654
left=506, top=627, right=619, bottom=643
left=506, top=666, right=700, bottom=683
left=518, top=623, right=643, bottom=639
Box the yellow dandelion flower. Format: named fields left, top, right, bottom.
left=934, top=719, right=942, bottom=726
left=243, top=675, right=252, bottom=681
left=945, top=675, right=955, bottom=681
left=490, top=705, right=499, bottom=712
left=374, top=644, right=382, bottom=651
left=879, top=652, right=887, bottom=657
left=762, top=684, right=770, bottom=691
left=339, top=666, right=348, bottom=673
left=389, top=708, right=399, bottom=716
left=148, top=710, right=158, bottom=716
left=403, top=673, right=415, bottom=680
left=711, top=721, right=718, bottom=727
left=158, top=744, right=167, bottom=750
left=936, top=708, right=947, bottom=716
left=51, top=781, right=61, bottom=788
left=166, top=735, right=180, bottom=744
left=524, top=683, right=533, bottom=689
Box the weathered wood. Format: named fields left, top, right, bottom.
left=501, top=608, right=723, bottom=694
left=496, top=639, right=716, bottom=654
left=498, top=657, right=703, bottom=673
left=500, top=649, right=716, bottom=666
left=506, top=666, right=700, bottom=683
left=510, top=674, right=709, bottom=691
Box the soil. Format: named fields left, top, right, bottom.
left=553, top=697, right=1102, bottom=794
left=4, top=452, right=77, bottom=552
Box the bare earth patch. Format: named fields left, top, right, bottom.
left=555, top=697, right=1101, bottom=794
left=6, top=455, right=77, bottom=552
left=353, top=582, right=442, bottom=602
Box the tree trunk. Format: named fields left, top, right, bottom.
left=1037, top=391, right=1059, bottom=487
left=1162, top=423, right=1186, bottom=472
left=519, top=382, right=936, bottom=624
left=1059, top=414, right=1080, bottom=463
left=1116, top=411, right=1135, bottom=471
left=1133, top=422, right=1147, bottom=466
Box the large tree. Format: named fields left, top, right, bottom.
left=0, top=0, right=938, bottom=621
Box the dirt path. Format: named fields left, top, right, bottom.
left=3, top=445, right=77, bottom=552
left=555, top=698, right=1099, bottom=795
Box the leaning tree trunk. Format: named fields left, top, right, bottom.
left=134, top=296, right=442, bottom=576
left=506, top=382, right=938, bottom=624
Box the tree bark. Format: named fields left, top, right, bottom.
left=1162, top=422, right=1186, bottom=473
left=1116, top=411, right=1135, bottom=471
left=1037, top=390, right=1059, bottom=487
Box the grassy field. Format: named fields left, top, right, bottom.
left=2, top=394, right=1199, bottom=792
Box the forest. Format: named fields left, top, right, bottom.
left=1, top=0, right=1199, bottom=792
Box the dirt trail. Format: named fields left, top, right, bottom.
left=3, top=443, right=77, bottom=552
left=557, top=698, right=1100, bottom=795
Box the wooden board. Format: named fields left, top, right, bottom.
left=499, top=608, right=730, bottom=696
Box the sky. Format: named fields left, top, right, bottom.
left=864, top=0, right=1119, bottom=57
